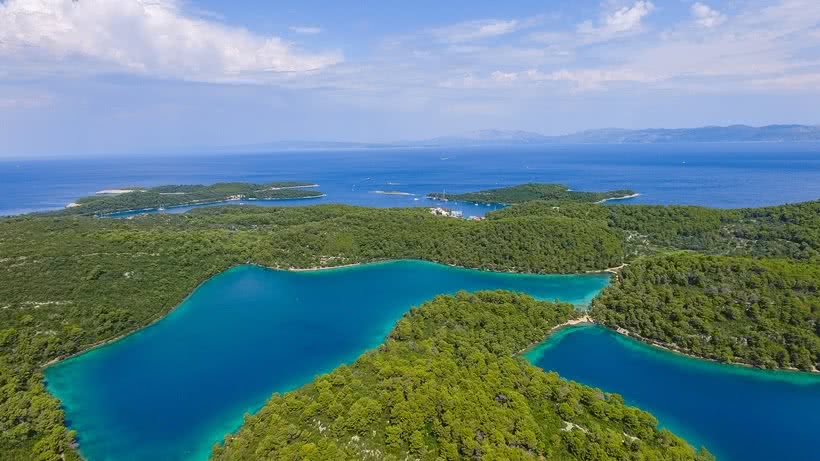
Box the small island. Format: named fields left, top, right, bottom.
left=62, top=182, right=323, bottom=216
left=428, top=183, right=638, bottom=205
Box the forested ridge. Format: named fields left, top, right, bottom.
left=1, top=188, right=818, bottom=460
left=591, top=254, right=820, bottom=371
left=212, top=291, right=714, bottom=461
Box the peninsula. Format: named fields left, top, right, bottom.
left=1, top=183, right=818, bottom=460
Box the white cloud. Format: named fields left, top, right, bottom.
left=528, top=68, right=657, bottom=91
left=0, top=94, right=53, bottom=110
left=691, top=3, right=727, bottom=28
left=439, top=67, right=657, bottom=92
left=439, top=73, right=485, bottom=89
left=491, top=71, right=519, bottom=83
left=432, top=19, right=521, bottom=43
left=289, top=26, right=323, bottom=35
left=578, top=1, right=655, bottom=42
left=0, top=0, right=341, bottom=83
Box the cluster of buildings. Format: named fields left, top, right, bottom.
left=430, top=207, right=484, bottom=221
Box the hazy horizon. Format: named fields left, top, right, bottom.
left=1, top=0, right=819, bottom=157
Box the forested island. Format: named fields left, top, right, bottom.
left=61, top=181, right=323, bottom=216
left=428, top=183, right=637, bottom=205
left=1, top=183, right=818, bottom=460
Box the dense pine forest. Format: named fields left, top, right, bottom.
left=489, top=199, right=820, bottom=260
left=591, top=254, right=820, bottom=371
left=0, top=183, right=818, bottom=460
left=213, top=292, right=714, bottom=461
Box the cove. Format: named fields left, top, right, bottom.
left=526, top=325, right=820, bottom=461
left=44, top=260, right=610, bottom=461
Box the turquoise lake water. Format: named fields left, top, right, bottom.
left=44, top=261, right=610, bottom=461
left=526, top=325, right=820, bottom=461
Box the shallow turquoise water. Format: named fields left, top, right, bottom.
left=526, top=325, right=820, bottom=461
left=44, top=261, right=610, bottom=461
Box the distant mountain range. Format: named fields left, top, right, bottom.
left=413, top=125, right=820, bottom=146
left=215, top=125, right=820, bottom=152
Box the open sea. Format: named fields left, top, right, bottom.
left=2, top=143, right=820, bottom=216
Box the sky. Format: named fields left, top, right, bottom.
left=1, top=0, right=820, bottom=156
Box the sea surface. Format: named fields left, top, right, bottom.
left=44, top=261, right=610, bottom=461
left=3, top=143, right=820, bottom=216
left=526, top=325, right=820, bottom=461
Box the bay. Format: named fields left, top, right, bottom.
left=526, top=325, right=820, bottom=461
left=44, top=261, right=610, bottom=461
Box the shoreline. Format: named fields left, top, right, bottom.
left=268, top=184, right=319, bottom=190
left=516, top=315, right=595, bottom=356
left=519, top=317, right=819, bottom=376
left=603, top=324, right=820, bottom=375
left=41, top=265, right=236, bottom=368
left=41, top=260, right=611, bottom=369
left=96, top=194, right=326, bottom=217
left=595, top=193, right=641, bottom=204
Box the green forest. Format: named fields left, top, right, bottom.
left=212, top=291, right=714, bottom=461
left=60, top=181, right=322, bottom=216
left=427, top=183, right=636, bottom=204
left=1, top=183, right=818, bottom=460
left=591, top=254, right=820, bottom=371
left=489, top=199, right=820, bottom=260
left=0, top=204, right=624, bottom=460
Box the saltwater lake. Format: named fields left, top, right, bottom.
left=44, top=261, right=610, bottom=461
left=3, top=143, right=820, bottom=216
left=526, top=326, right=820, bottom=461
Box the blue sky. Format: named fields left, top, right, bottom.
left=1, top=0, right=819, bottom=156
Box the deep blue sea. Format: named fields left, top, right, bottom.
left=45, top=262, right=610, bottom=461
left=2, top=143, right=820, bottom=216
left=526, top=326, right=820, bottom=461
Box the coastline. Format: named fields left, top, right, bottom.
left=595, top=193, right=641, bottom=204
left=41, top=265, right=240, bottom=369
left=516, top=315, right=595, bottom=356
left=268, top=184, right=319, bottom=190
left=97, top=194, right=326, bottom=217
left=603, top=324, right=820, bottom=375
left=41, top=260, right=611, bottom=369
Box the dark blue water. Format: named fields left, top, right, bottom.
left=3, top=143, right=820, bottom=216
left=526, top=326, right=820, bottom=461
left=45, top=261, right=610, bottom=461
